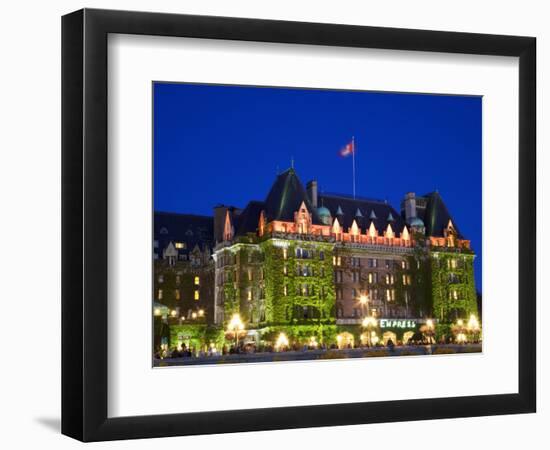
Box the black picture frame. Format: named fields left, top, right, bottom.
left=62, top=8, right=536, bottom=442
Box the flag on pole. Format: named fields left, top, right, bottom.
left=339, top=140, right=355, bottom=157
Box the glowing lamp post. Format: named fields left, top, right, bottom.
left=425, top=319, right=435, bottom=344
left=275, top=332, right=289, bottom=352
left=227, top=313, right=245, bottom=348
left=362, top=316, right=378, bottom=347
left=456, top=319, right=467, bottom=344
left=467, top=314, right=480, bottom=343
left=359, top=293, right=370, bottom=317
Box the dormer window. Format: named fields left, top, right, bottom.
left=385, top=223, right=395, bottom=239
left=295, top=201, right=311, bottom=234
left=368, top=221, right=377, bottom=238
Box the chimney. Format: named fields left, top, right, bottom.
left=403, top=192, right=417, bottom=222
left=213, top=205, right=229, bottom=243
left=306, top=180, right=318, bottom=208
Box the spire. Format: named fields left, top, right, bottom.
left=355, top=207, right=363, bottom=217
left=336, top=205, right=344, bottom=216
left=387, top=212, right=395, bottom=222
left=369, top=210, right=377, bottom=220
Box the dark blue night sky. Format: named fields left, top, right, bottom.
left=153, top=83, right=482, bottom=291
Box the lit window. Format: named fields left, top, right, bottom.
left=247, top=290, right=252, bottom=301
left=194, top=276, right=200, bottom=285
left=283, top=265, right=288, bottom=275
left=284, top=285, right=288, bottom=296
left=175, top=242, right=185, bottom=249
left=368, top=273, right=373, bottom=284
left=248, top=269, right=253, bottom=281
left=194, top=290, right=199, bottom=300
left=175, top=289, right=180, bottom=300
left=158, top=289, right=163, bottom=300
left=283, top=248, right=288, bottom=260
left=386, top=289, right=391, bottom=301
left=158, top=274, right=164, bottom=283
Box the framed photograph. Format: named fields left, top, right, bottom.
left=62, top=8, right=536, bottom=442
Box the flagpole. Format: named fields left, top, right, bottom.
left=352, top=136, right=356, bottom=199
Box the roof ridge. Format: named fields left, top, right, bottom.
left=154, top=211, right=213, bottom=219
left=320, top=192, right=387, bottom=203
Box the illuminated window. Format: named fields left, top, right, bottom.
left=283, top=248, right=288, bottom=260
left=175, top=289, right=180, bottom=300
left=386, top=289, right=391, bottom=301
left=158, top=274, right=164, bottom=283
left=247, top=289, right=252, bottom=301
left=194, top=290, right=199, bottom=300
left=337, top=256, right=341, bottom=266
left=248, top=269, right=253, bottom=281
left=368, top=273, right=373, bottom=284
left=194, top=276, right=200, bottom=285
left=284, top=285, right=288, bottom=296
left=175, top=242, right=186, bottom=249
left=158, top=289, right=163, bottom=300
left=283, top=265, right=288, bottom=275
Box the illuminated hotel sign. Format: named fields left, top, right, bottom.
left=379, top=319, right=417, bottom=329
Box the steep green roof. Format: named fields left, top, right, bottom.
left=420, top=191, right=463, bottom=238
left=263, top=168, right=322, bottom=224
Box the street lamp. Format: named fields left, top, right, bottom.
left=455, top=318, right=467, bottom=344
left=425, top=319, right=435, bottom=344
left=362, top=315, right=377, bottom=347
left=275, top=332, right=289, bottom=352
left=227, top=313, right=245, bottom=349
left=467, top=314, right=480, bottom=343
left=359, top=293, right=370, bottom=317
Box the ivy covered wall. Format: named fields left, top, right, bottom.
left=430, top=251, right=477, bottom=322
left=261, top=239, right=336, bottom=334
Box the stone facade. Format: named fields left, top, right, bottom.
left=154, top=168, right=479, bottom=348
